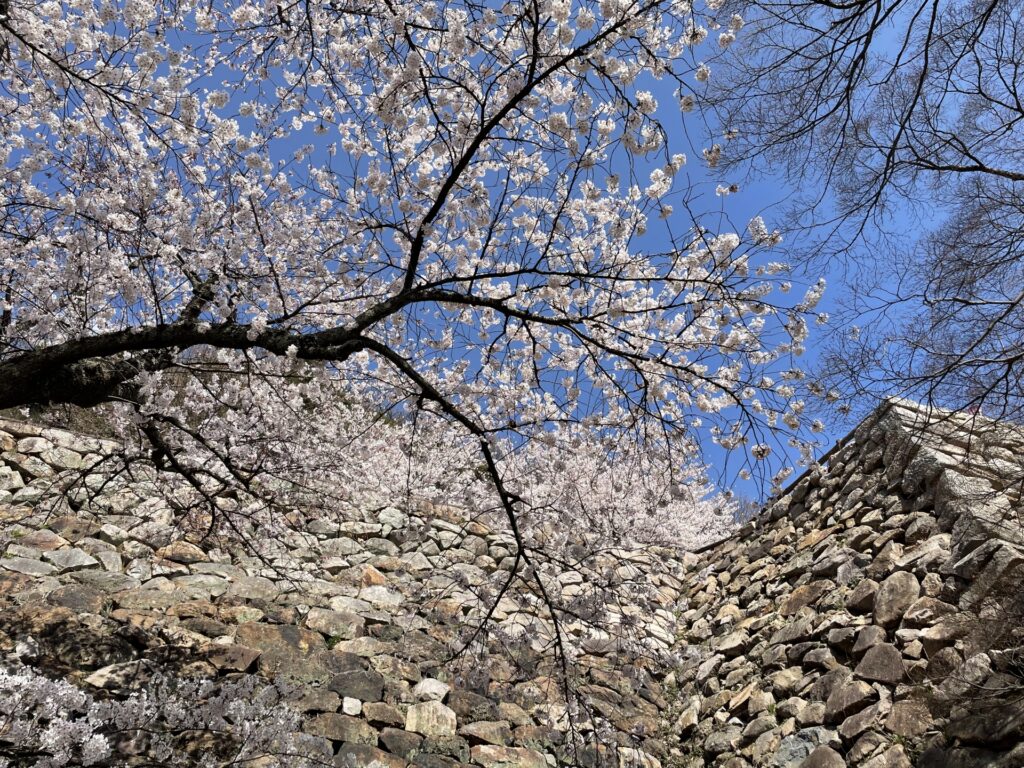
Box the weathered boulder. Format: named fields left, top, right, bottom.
left=854, top=644, right=905, bottom=684
left=306, top=713, right=379, bottom=744
left=328, top=669, right=385, bottom=702
left=825, top=680, right=877, bottom=723
left=470, top=745, right=547, bottom=768
left=873, top=572, right=920, bottom=627
left=406, top=701, right=458, bottom=738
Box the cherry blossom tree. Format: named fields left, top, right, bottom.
left=0, top=0, right=823, bottom=563
left=0, top=2, right=836, bottom=753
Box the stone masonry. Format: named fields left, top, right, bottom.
left=0, top=399, right=1022, bottom=767
left=664, top=400, right=1024, bottom=767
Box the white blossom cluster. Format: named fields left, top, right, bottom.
left=115, top=373, right=736, bottom=553
left=0, top=0, right=822, bottom=549
left=0, top=663, right=328, bottom=768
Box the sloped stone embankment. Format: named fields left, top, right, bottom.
left=668, top=401, right=1024, bottom=767
left=0, top=417, right=683, bottom=767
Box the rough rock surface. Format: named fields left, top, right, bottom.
left=1, top=400, right=1023, bottom=767
left=664, top=401, right=1024, bottom=768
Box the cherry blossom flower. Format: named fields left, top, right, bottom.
left=0, top=0, right=819, bottom=572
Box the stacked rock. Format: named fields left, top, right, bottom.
left=0, top=418, right=681, bottom=767
left=1, top=399, right=1022, bottom=767
left=665, top=400, right=1024, bottom=768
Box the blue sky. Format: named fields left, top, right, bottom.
left=79, top=7, right=853, bottom=506
left=624, top=72, right=851, bottom=502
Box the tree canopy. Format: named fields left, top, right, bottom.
left=0, top=0, right=822, bottom=553
left=709, top=0, right=1024, bottom=421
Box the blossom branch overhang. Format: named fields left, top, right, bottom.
left=0, top=274, right=769, bottom=417
left=0, top=0, right=824, bottom=506
left=395, top=0, right=670, bottom=294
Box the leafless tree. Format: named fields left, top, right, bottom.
left=706, top=0, right=1024, bottom=420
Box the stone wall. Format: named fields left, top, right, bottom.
left=667, top=400, right=1024, bottom=768
left=0, top=418, right=686, bottom=767
left=0, top=400, right=1022, bottom=767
